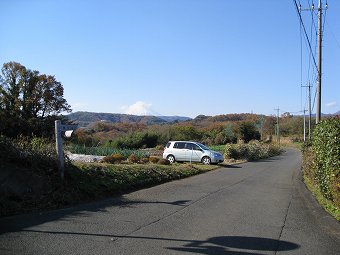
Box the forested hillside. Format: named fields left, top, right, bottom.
left=66, top=111, right=313, bottom=148
left=67, top=111, right=191, bottom=127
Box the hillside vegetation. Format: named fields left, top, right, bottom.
left=67, top=111, right=191, bottom=127
left=67, top=111, right=310, bottom=149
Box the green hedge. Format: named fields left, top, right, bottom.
left=312, top=117, right=340, bottom=202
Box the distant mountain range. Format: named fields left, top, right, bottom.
left=66, top=111, right=191, bottom=127
left=66, top=110, right=339, bottom=127
left=303, top=111, right=340, bottom=118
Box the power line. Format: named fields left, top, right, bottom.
left=307, top=0, right=318, bottom=31
left=293, top=0, right=318, bottom=72
left=325, top=18, right=340, bottom=50
left=294, top=0, right=327, bottom=124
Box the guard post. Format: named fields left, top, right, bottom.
left=55, top=120, right=77, bottom=180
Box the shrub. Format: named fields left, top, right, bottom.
left=128, top=154, right=139, bottom=163
left=102, top=155, right=114, bottom=164
left=155, top=145, right=164, bottom=151
left=140, top=157, right=150, bottom=164
left=225, top=142, right=249, bottom=160
left=224, top=143, right=239, bottom=159
left=149, top=156, right=160, bottom=164
left=224, top=140, right=281, bottom=161
left=312, top=117, right=340, bottom=201
left=102, top=153, right=125, bottom=164
left=302, top=145, right=317, bottom=183
left=158, top=158, right=170, bottom=165
left=0, top=135, right=58, bottom=171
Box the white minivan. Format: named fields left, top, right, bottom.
left=163, top=141, right=224, bottom=165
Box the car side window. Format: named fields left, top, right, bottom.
left=174, top=142, right=185, bottom=149
left=193, top=144, right=201, bottom=151
left=185, top=143, right=193, bottom=150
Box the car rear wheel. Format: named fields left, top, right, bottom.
left=202, top=156, right=211, bottom=165
left=167, top=155, right=175, bottom=164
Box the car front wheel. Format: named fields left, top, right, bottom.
left=202, top=156, right=211, bottom=165
left=167, top=155, right=175, bottom=164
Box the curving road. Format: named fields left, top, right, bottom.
left=1, top=148, right=339, bottom=254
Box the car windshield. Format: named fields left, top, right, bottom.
left=197, top=143, right=210, bottom=151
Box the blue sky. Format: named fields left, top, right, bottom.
left=1, top=0, right=339, bottom=118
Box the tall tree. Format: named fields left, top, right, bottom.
left=0, top=62, right=25, bottom=117
left=238, top=122, right=260, bottom=143
left=0, top=61, right=71, bottom=137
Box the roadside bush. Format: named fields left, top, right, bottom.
left=0, top=135, right=58, bottom=171
left=224, top=143, right=240, bottom=159
left=155, top=145, right=164, bottom=150
left=302, top=144, right=316, bottom=183
left=149, top=156, right=160, bottom=164
left=102, top=153, right=125, bottom=164
left=158, top=159, right=170, bottom=165
left=128, top=154, right=139, bottom=163
left=224, top=140, right=281, bottom=161
left=140, top=157, right=150, bottom=164
left=311, top=117, right=340, bottom=201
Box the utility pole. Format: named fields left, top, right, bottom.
left=274, top=108, right=280, bottom=144
left=298, top=0, right=327, bottom=124
left=316, top=0, right=322, bottom=124
left=302, top=81, right=312, bottom=140
left=308, top=82, right=312, bottom=140
left=303, top=109, right=306, bottom=142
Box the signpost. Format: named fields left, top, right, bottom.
left=55, top=120, right=77, bottom=180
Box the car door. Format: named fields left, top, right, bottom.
left=173, top=142, right=186, bottom=161
left=185, top=142, right=202, bottom=162
left=191, top=143, right=204, bottom=162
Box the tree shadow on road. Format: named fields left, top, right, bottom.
left=12, top=228, right=300, bottom=255
left=218, top=164, right=243, bottom=169
left=0, top=197, right=192, bottom=234
left=167, top=236, right=300, bottom=254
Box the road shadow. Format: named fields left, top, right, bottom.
left=167, top=236, right=300, bottom=254
left=116, top=199, right=191, bottom=208
left=219, top=164, right=242, bottom=169
left=0, top=197, right=191, bottom=235
left=13, top=229, right=300, bottom=255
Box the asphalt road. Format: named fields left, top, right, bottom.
left=1, top=148, right=339, bottom=255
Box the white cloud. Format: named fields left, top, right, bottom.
left=325, top=101, right=337, bottom=107
left=122, top=101, right=152, bottom=115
